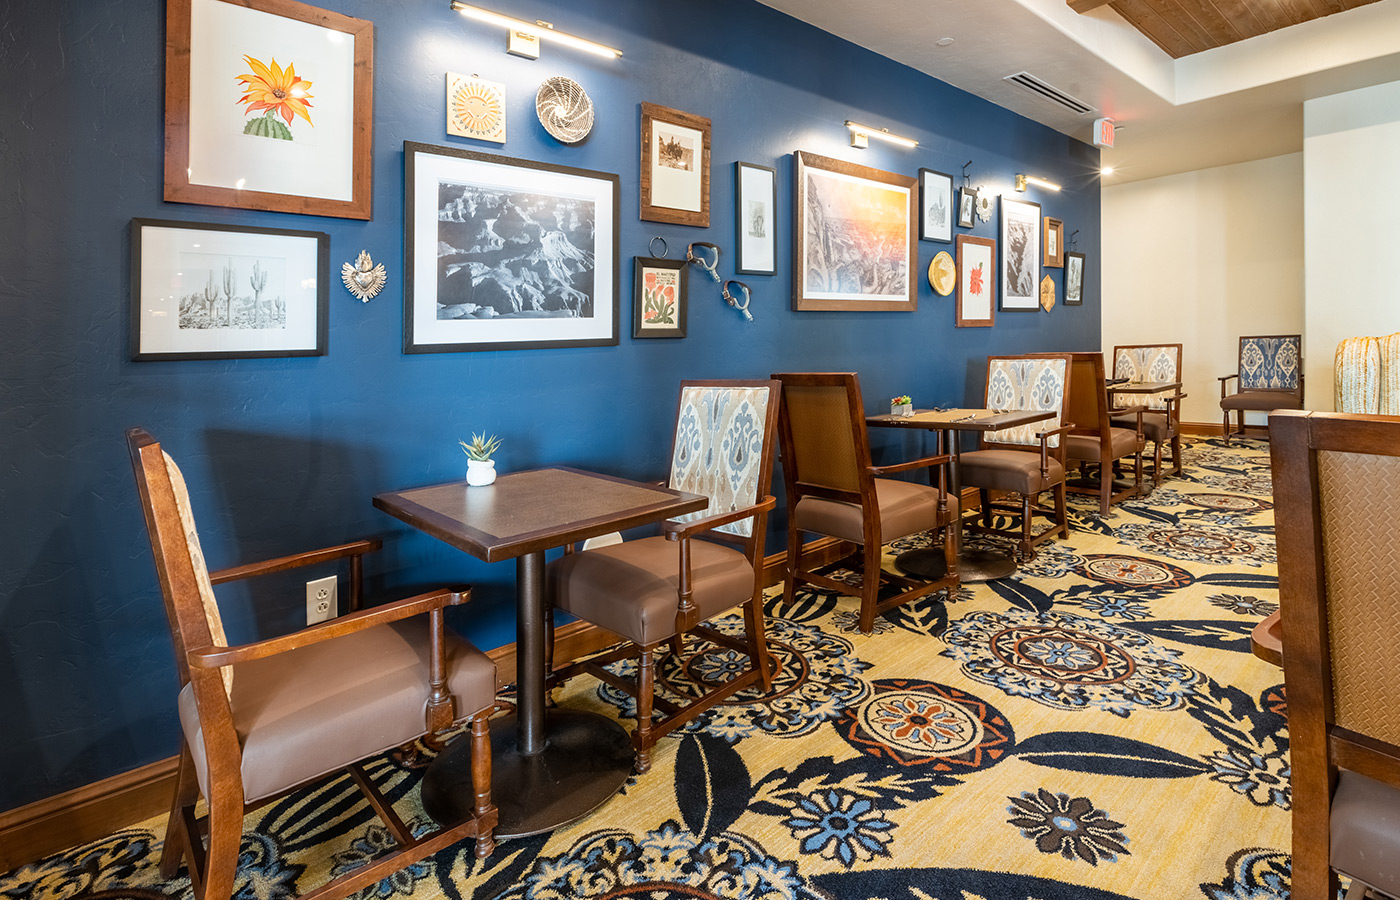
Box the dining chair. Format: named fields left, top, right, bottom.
left=1039, top=352, right=1144, bottom=516
left=1271, top=409, right=1400, bottom=900
left=545, top=380, right=780, bottom=774
left=127, top=428, right=498, bottom=900
left=772, top=371, right=959, bottom=634
left=1109, top=343, right=1185, bottom=485
left=959, top=355, right=1074, bottom=561
left=1219, top=334, right=1303, bottom=443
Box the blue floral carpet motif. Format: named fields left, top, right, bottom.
left=3, top=438, right=1293, bottom=899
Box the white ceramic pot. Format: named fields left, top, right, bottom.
left=466, top=458, right=497, bottom=486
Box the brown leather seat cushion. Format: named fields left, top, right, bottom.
left=959, top=449, right=1065, bottom=494
left=1066, top=428, right=1140, bottom=462
left=548, top=536, right=754, bottom=646
left=1110, top=411, right=1172, bottom=443
left=1331, top=769, right=1400, bottom=896
left=793, top=478, right=959, bottom=545
left=1220, top=389, right=1302, bottom=411
left=179, top=620, right=495, bottom=803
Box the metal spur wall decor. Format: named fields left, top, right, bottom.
left=686, top=242, right=721, bottom=282
left=341, top=250, right=387, bottom=302
left=723, top=279, right=752, bottom=321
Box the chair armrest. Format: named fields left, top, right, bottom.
left=1218, top=374, right=1238, bottom=399
left=1034, top=423, right=1075, bottom=474
left=187, top=586, right=470, bottom=669
left=1218, top=374, right=1239, bottom=383
left=208, top=538, right=382, bottom=585
left=868, top=453, right=952, bottom=476
left=1034, top=423, right=1075, bottom=442
left=663, top=496, right=777, bottom=541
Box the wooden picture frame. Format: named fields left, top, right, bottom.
left=792, top=150, right=917, bottom=312
left=403, top=142, right=619, bottom=354
left=633, top=256, right=687, bottom=338
left=131, top=218, right=329, bottom=360
left=1064, top=251, right=1086, bottom=306
left=955, top=234, right=996, bottom=327
left=640, top=102, right=711, bottom=227
left=957, top=187, right=977, bottom=229
left=164, top=0, right=374, bottom=219
left=735, top=161, right=777, bottom=275
left=919, top=168, right=953, bottom=243
left=1000, top=195, right=1041, bottom=311
left=1043, top=216, right=1065, bottom=268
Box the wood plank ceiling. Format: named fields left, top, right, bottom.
left=1069, top=0, right=1384, bottom=57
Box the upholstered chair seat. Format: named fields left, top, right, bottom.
left=1219, top=335, right=1303, bottom=443
left=1329, top=771, right=1400, bottom=898
left=1220, top=389, right=1302, bottom=411
left=1066, top=427, right=1141, bottom=461
left=793, top=480, right=958, bottom=545
left=960, top=450, right=1065, bottom=495
left=1110, top=410, right=1169, bottom=442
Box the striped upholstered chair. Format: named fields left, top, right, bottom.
left=1219, top=334, right=1303, bottom=443
left=1110, top=344, right=1184, bottom=485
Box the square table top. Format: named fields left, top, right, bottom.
left=373, top=467, right=707, bottom=563
left=1106, top=380, right=1182, bottom=394
left=866, top=407, right=1055, bottom=432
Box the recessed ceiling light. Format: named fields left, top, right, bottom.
left=935, top=37, right=954, bottom=47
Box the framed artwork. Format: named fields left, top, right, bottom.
left=403, top=142, right=619, bottom=354
left=130, top=218, right=329, bottom=360
left=446, top=72, right=506, bottom=143
left=999, top=196, right=1041, bottom=311
left=955, top=234, right=996, bottom=328
left=1043, top=216, right=1065, bottom=267
left=792, top=150, right=917, bottom=312
left=918, top=168, right=953, bottom=243
left=957, top=187, right=977, bottom=229
left=1064, top=251, right=1086, bottom=306
left=164, top=0, right=374, bottom=219
left=735, top=161, right=777, bottom=275
left=640, top=102, right=711, bottom=227
left=633, top=256, right=687, bottom=338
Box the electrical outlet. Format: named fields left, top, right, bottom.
left=306, top=575, right=337, bottom=625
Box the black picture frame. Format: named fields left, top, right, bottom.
left=919, top=168, right=953, bottom=243
left=632, top=256, right=687, bottom=338
left=734, top=161, right=777, bottom=275
left=130, top=218, right=329, bottom=361
left=1064, top=251, right=1086, bottom=306
left=957, top=187, right=977, bottom=229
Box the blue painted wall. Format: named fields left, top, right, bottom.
left=0, top=0, right=1100, bottom=810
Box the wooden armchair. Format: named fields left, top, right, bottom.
left=1047, top=352, right=1145, bottom=516
left=772, top=371, right=958, bottom=634
left=1220, top=334, right=1303, bottom=443
left=546, top=380, right=780, bottom=774
left=1109, top=343, right=1185, bottom=485
left=127, top=429, right=497, bottom=900
left=1271, top=410, right=1400, bottom=900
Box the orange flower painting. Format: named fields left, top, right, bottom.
left=237, top=55, right=314, bottom=140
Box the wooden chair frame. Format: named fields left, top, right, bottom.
left=1110, top=342, right=1186, bottom=485
left=1220, top=334, right=1305, bottom=444
left=1036, top=352, right=1145, bottom=516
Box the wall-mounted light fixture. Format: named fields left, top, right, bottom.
left=845, top=120, right=918, bottom=150
left=1015, top=173, right=1061, bottom=192
left=450, top=2, right=622, bottom=60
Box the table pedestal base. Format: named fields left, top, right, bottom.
left=894, top=546, right=1017, bottom=583
left=422, top=710, right=635, bottom=839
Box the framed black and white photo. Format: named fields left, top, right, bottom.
left=130, top=218, right=328, bottom=360
left=919, top=168, right=953, bottom=243
left=735, top=161, right=776, bottom=275
left=640, top=102, right=711, bottom=227
left=957, top=187, right=977, bottom=229
left=1064, top=251, right=1086, bottom=306
left=633, top=256, right=687, bottom=338
left=403, top=142, right=619, bottom=353
left=1043, top=216, right=1064, bottom=268
left=999, top=195, right=1041, bottom=311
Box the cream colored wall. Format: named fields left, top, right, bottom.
left=1101, top=154, right=1304, bottom=426
left=1303, top=81, right=1400, bottom=412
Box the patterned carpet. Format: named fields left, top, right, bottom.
left=3, top=437, right=1292, bottom=900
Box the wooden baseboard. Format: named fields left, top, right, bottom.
left=1179, top=420, right=1269, bottom=439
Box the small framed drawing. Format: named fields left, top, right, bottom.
left=164, top=0, right=374, bottom=219
left=1043, top=216, right=1065, bottom=267
left=955, top=235, right=996, bottom=328
left=957, top=187, right=977, bottom=229
left=404, top=142, right=619, bottom=353
left=640, top=102, right=711, bottom=227
left=999, top=195, right=1041, bottom=311
left=919, top=168, right=953, bottom=243
left=130, top=218, right=329, bottom=360
left=1064, top=251, right=1086, bottom=306
left=735, top=161, right=777, bottom=275
left=633, top=257, right=687, bottom=338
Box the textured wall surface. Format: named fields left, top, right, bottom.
left=0, top=0, right=1100, bottom=810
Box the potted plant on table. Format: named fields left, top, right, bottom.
left=890, top=395, right=914, bottom=417
left=460, top=432, right=502, bottom=486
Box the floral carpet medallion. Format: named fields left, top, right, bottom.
left=7, top=439, right=1295, bottom=900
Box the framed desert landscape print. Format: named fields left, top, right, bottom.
left=999, top=195, right=1041, bottom=311
left=919, top=168, right=953, bottom=243
left=735, top=161, right=777, bottom=275
left=955, top=234, right=995, bottom=327
left=164, top=0, right=374, bottom=219
left=633, top=256, right=687, bottom=338
left=1064, top=251, right=1086, bottom=305
left=640, top=102, right=711, bottom=227
left=1043, top=216, right=1065, bottom=267
left=403, top=142, right=619, bottom=353
left=792, top=150, right=917, bottom=312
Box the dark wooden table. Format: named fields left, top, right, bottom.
left=867, top=408, right=1055, bottom=582
left=1106, top=379, right=1183, bottom=396
left=1251, top=611, right=1283, bottom=666
left=374, top=467, right=706, bottom=838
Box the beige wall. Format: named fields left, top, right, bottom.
left=1102, top=154, right=1305, bottom=426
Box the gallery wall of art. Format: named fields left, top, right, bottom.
left=0, top=0, right=1100, bottom=808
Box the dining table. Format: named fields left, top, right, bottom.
left=373, top=466, right=706, bottom=838
left=866, top=407, right=1055, bottom=582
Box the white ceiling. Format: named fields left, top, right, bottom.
left=759, top=0, right=1400, bottom=183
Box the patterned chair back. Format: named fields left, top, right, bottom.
left=668, top=381, right=780, bottom=539
left=1111, top=344, right=1181, bottom=411
left=1239, top=335, right=1302, bottom=392
left=983, top=355, right=1071, bottom=449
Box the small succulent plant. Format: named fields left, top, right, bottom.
left=459, top=432, right=502, bottom=462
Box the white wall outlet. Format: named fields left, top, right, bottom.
left=306, top=575, right=337, bottom=625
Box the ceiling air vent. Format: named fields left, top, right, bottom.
left=1003, top=71, right=1095, bottom=116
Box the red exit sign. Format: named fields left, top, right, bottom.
left=1093, top=118, right=1115, bottom=148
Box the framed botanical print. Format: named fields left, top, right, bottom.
left=919, top=168, right=953, bottom=243
left=640, top=102, right=711, bottom=227
left=164, top=0, right=374, bottom=219
left=955, top=234, right=995, bottom=327
left=1043, top=216, right=1065, bottom=267
left=957, top=187, right=977, bottom=229
left=792, top=150, right=917, bottom=311
left=735, top=161, right=777, bottom=275
left=403, top=142, right=619, bottom=353
left=999, top=196, right=1041, bottom=311
left=1064, top=251, right=1086, bottom=306
left=633, top=256, right=687, bottom=338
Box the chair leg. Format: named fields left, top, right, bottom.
left=980, top=488, right=992, bottom=527
left=1020, top=493, right=1034, bottom=560
left=858, top=541, right=881, bottom=634
left=1170, top=433, right=1183, bottom=475
left=743, top=595, right=773, bottom=692
left=1098, top=459, right=1112, bottom=516
left=160, top=744, right=201, bottom=879
left=784, top=526, right=801, bottom=605
left=199, top=782, right=244, bottom=900
left=1222, top=410, right=1232, bottom=444
left=1237, top=410, right=1245, bottom=441
left=669, top=635, right=684, bottom=658
left=1134, top=450, right=1144, bottom=497
left=1153, top=441, right=1163, bottom=488
left=633, top=646, right=656, bottom=774
left=469, top=714, right=496, bottom=858
left=1054, top=483, right=1069, bottom=539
